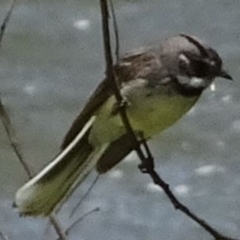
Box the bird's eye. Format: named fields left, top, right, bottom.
left=191, top=59, right=210, bottom=78
left=178, top=54, right=211, bottom=78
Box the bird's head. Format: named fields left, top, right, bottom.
left=160, top=34, right=232, bottom=94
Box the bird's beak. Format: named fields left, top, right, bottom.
left=219, top=69, right=233, bottom=80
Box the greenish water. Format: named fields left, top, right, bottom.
left=0, top=0, right=240, bottom=239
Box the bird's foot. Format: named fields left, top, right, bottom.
left=138, top=158, right=154, bottom=173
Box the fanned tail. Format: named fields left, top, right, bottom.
left=15, top=116, right=107, bottom=216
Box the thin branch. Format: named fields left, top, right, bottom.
left=0, top=0, right=17, bottom=45
left=0, top=3, right=68, bottom=240
left=60, top=207, right=100, bottom=240
left=0, top=93, right=69, bottom=240
left=70, top=174, right=100, bottom=218
left=0, top=0, right=31, bottom=178
left=99, top=1, right=238, bottom=240
left=109, top=0, right=120, bottom=62
left=0, top=98, right=33, bottom=178
left=99, top=0, right=121, bottom=101
left=99, top=0, right=146, bottom=164
left=0, top=232, right=9, bottom=240
left=49, top=215, right=68, bottom=240
left=145, top=168, right=238, bottom=240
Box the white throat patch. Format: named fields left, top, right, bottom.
left=189, top=77, right=206, bottom=88
left=177, top=76, right=206, bottom=88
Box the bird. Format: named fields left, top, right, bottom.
left=15, top=34, right=232, bottom=216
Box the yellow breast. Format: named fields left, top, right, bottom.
left=89, top=87, right=199, bottom=146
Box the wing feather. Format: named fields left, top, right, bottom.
left=61, top=46, right=160, bottom=148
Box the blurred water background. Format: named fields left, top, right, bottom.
left=0, top=0, right=240, bottom=239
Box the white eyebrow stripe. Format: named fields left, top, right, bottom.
left=179, top=53, right=190, bottom=64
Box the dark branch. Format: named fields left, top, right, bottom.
left=98, top=1, right=238, bottom=240
left=0, top=97, right=33, bottom=178
left=0, top=2, right=68, bottom=240
left=0, top=0, right=17, bottom=45
left=62, top=207, right=100, bottom=240
left=145, top=168, right=238, bottom=240
left=70, top=175, right=100, bottom=218
left=0, top=232, right=9, bottom=240
left=99, top=0, right=148, bottom=163
left=109, top=0, right=120, bottom=62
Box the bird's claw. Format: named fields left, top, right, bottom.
left=138, top=159, right=154, bottom=173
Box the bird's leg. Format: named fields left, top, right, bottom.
left=119, top=96, right=131, bottom=110
left=111, top=96, right=131, bottom=115
left=136, top=131, right=155, bottom=173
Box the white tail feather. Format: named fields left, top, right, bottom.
left=14, top=116, right=108, bottom=216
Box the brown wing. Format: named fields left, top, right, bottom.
left=96, top=133, right=134, bottom=173
left=61, top=46, right=159, bottom=149
left=61, top=79, right=111, bottom=149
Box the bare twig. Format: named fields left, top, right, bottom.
left=59, top=207, right=100, bottom=240
left=99, top=0, right=144, bottom=160
left=0, top=98, right=33, bottom=177
left=0, top=232, right=9, bottom=240
left=109, top=0, right=120, bottom=62
left=0, top=96, right=69, bottom=240
left=0, top=0, right=17, bottom=45
left=49, top=215, right=68, bottom=240
left=70, top=174, right=100, bottom=218
left=0, top=3, right=68, bottom=240
left=148, top=169, right=238, bottom=240
left=0, top=0, right=31, bottom=177
left=99, top=1, right=238, bottom=240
